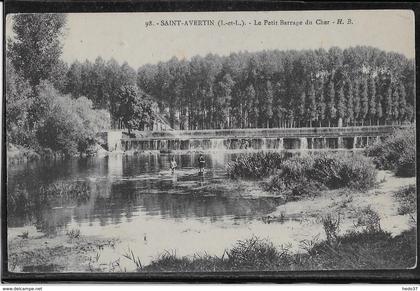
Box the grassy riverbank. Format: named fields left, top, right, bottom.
left=139, top=228, right=416, bottom=272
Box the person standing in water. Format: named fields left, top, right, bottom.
left=170, top=157, right=177, bottom=174
left=198, top=154, right=206, bottom=174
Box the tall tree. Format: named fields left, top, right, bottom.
left=261, top=80, right=274, bottom=128
left=91, top=57, right=108, bottom=109
left=299, top=91, right=307, bottom=127
left=353, top=81, right=361, bottom=125
left=392, top=86, right=400, bottom=124
left=376, top=93, right=383, bottom=125
left=398, top=83, right=407, bottom=123
left=360, top=78, right=369, bottom=125
left=273, top=82, right=286, bottom=128
left=344, top=79, right=354, bottom=126
left=65, top=61, right=83, bottom=98
left=368, top=76, right=377, bottom=125
left=214, top=73, right=235, bottom=128
left=384, top=86, right=393, bottom=125
left=8, top=14, right=67, bottom=88
left=308, top=84, right=318, bottom=127
left=244, top=84, right=257, bottom=128
left=326, top=81, right=336, bottom=126
left=336, top=85, right=346, bottom=126
left=48, top=60, right=68, bottom=93
left=317, top=80, right=326, bottom=127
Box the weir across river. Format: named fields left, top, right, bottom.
left=114, top=125, right=407, bottom=152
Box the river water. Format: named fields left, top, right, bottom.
left=8, top=152, right=323, bottom=270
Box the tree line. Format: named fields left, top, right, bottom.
left=136, top=48, right=415, bottom=129
left=6, top=14, right=416, bottom=157
left=62, top=47, right=415, bottom=130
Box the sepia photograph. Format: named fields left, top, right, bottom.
left=4, top=9, right=417, bottom=276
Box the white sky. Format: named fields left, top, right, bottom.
left=7, top=10, right=415, bottom=68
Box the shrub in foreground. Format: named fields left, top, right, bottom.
left=226, top=152, right=285, bottom=179
left=394, top=184, right=416, bottom=215
left=141, top=237, right=293, bottom=272
left=365, top=126, right=415, bottom=177
left=139, top=228, right=416, bottom=271
left=300, top=228, right=416, bottom=270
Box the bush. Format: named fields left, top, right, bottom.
left=280, top=155, right=315, bottom=184
left=354, top=206, right=382, bottom=233
left=267, top=152, right=377, bottom=195
left=336, top=154, right=377, bottom=190
left=365, top=126, right=415, bottom=177
left=226, top=152, right=285, bottom=179
left=322, top=214, right=341, bottom=245
left=396, top=147, right=416, bottom=177
left=394, top=184, right=416, bottom=215
left=225, top=237, right=291, bottom=270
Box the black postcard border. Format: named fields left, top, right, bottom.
left=2, top=0, right=420, bottom=284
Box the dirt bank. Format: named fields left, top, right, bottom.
left=267, top=170, right=416, bottom=238
left=8, top=232, right=120, bottom=272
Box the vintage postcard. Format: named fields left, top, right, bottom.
left=4, top=9, right=416, bottom=277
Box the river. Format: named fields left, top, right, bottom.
left=7, top=152, right=325, bottom=270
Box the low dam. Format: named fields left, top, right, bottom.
left=116, top=125, right=406, bottom=152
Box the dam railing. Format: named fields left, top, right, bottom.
left=118, top=125, right=409, bottom=152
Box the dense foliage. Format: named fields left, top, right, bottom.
left=365, top=125, right=416, bottom=177
left=5, top=59, right=33, bottom=146
left=266, top=152, right=377, bottom=194
left=226, top=152, right=285, bottom=179
left=34, top=82, right=110, bottom=156
left=6, top=14, right=112, bottom=156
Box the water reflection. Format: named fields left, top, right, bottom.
left=8, top=153, right=283, bottom=236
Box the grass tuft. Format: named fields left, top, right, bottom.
left=123, top=248, right=143, bottom=270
